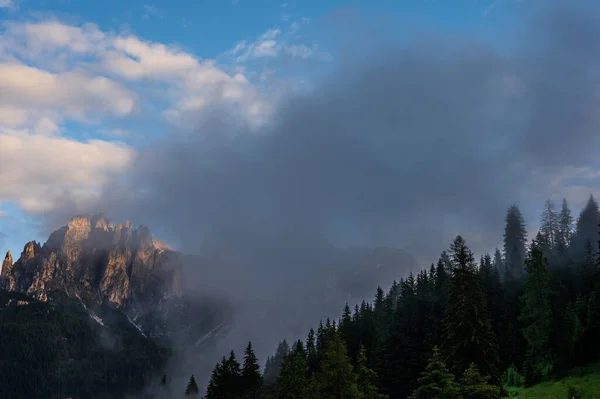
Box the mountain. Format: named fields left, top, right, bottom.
left=0, top=214, right=233, bottom=355
left=0, top=289, right=170, bottom=399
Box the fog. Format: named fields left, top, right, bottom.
left=42, top=0, right=600, bottom=392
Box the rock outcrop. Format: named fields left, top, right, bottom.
left=0, top=214, right=183, bottom=306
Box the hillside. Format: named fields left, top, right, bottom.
left=505, top=362, right=600, bottom=398
left=0, top=289, right=170, bottom=399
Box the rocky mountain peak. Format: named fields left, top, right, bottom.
left=1, top=214, right=179, bottom=306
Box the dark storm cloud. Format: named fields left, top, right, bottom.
left=95, top=1, right=600, bottom=259
left=42, top=0, right=600, bottom=385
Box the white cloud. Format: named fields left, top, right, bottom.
left=0, top=131, right=134, bottom=213
left=0, top=0, right=14, bottom=9
left=0, top=210, right=7, bottom=218
left=0, top=17, right=280, bottom=215
left=228, top=24, right=329, bottom=63
left=143, top=4, right=165, bottom=20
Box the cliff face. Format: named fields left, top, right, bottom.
left=0, top=214, right=184, bottom=306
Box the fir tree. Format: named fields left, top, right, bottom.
left=571, top=195, right=600, bottom=261
left=416, top=346, right=461, bottom=399
left=315, top=334, right=361, bottom=399
left=459, top=363, right=501, bottom=399
left=276, top=341, right=312, bottom=399
left=503, top=205, right=528, bottom=280
left=185, top=375, right=199, bottom=396
left=557, top=198, right=574, bottom=256
left=356, top=345, right=387, bottom=399
left=540, top=199, right=559, bottom=251
left=242, top=341, right=262, bottom=398
left=443, top=236, right=500, bottom=381
left=519, top=240, right=553, bottom=385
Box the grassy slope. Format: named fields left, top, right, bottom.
left=505, top=362, right=600, bottom=398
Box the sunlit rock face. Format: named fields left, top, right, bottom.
left=1, top=214, right=182, bottom=305
left=0, top=214, right=233, bottom=352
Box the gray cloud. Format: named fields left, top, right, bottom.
left=42, top=0, right=600, bottom=387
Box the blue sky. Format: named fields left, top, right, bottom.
left=0, top=0, right=579, bottom=263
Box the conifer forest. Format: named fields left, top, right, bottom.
left=178, top=196, right=600, bottom=398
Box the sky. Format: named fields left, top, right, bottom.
left=1, top=0, right=600, bottom=266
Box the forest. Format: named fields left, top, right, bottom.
left=169, top=195, right=600, bottom=398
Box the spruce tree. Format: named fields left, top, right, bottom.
left=557, top=198, right=574, bottom=256
left=443, top=236, right=500, bottom=381
left=306, top=328, right=318, bottom=374
left=416, top=346, right=460, bottom=399
left=276, top=341, right=312, bottom=399
left=205, top=362, right=224, bottom=399
left=540, top=199, right=559, bottom=251
left=356, top=345, right=387, bottom=399
left=185, top=375, right=199, bottom=396
left=503, top=205, right=528, bottom=280
left=242, top=341, right=262, bottom=399
left=314, top=334, right=361, bottom=399
left=571, top=195, right=600, bottom=261
left=459, top=363, right=501, bottom=399
left=519, top=240, right=553, bottom=385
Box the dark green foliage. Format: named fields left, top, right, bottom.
left=443, top=236, right=500, bottom=381
left=416, top=346, right=461, bottom=399
left=519, top=241, right=553, bottom=385
left=242, top=341, right=263, bottom=398
left=504, top=205, right=528, bottom=280
left=313, top=334, right=362, bottom=399
left=459, top=363, right=501, bottom=399
left=275, top=342, right=312, bottom=399
left=356, top=345, right=388, bottom=399
left=0, top=290, right=170, bottom=399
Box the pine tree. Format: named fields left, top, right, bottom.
left=503, top=205, right=528, bottom=280
left=459, top=363, right=501, bottom=399
left=571, top=195, right=600, bottom=261
left=306, top=328, right=318, bottom=374
left=443, top=236, right=500, bottom=381
left=314, top=334, right=361, bottom=399
left=205, top=362, right=224, bottom=399
left=557, top=198, right=574, bottom=256
left=276, top=341, right=312, bottom=399
left=540, top=199, right=559, bottom=251
left=185, top=375, right=199, bottom=396
left=416, top=346, right=461, bottom=399
left=242, top=341, right=262, bottom=399
left=356, top=345, right=387, bottom=399
left=519, top=240, right=553, bottom=385
left=493, top=248, right=504, bottom=275
left=264, top=340, right=289, bottom=385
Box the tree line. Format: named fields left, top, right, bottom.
left=175, top=195, right=600, bottom=398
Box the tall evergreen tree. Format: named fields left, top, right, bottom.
left=185, top=375, right=199, bottom=396
left=459, top=363, right=502, bottom=399
left=314, top=334, right=361, bottom=399
left=540, top=199, right=559, bottom=249
left=519, top=240, right=553, bottom=385
left=356, top=345, right=387, bottom=399
left=503, top=205, right=528, bottom=280
left=276, top=342, right=312, bottom=399
left=443, top=236, right=500, bottom=381
left=242, top=341, right=262, bottom=398
left=493, top=248, right=504, bottom=273
left=556, top=198, right=574, bottom=257
left=416, top=346, right=461, bottom=399
left=571, top=195, right=600, bottom=261
left=264, top=340, right=289, bottom=384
